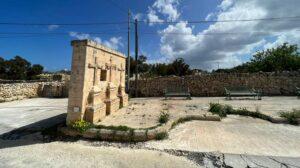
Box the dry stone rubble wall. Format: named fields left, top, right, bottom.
left=0, top=81, right=69, bottom=102
left=130, top=71, right=300, bottom=97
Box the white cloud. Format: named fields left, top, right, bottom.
left=147, top=7, right=163, bottom=26
left=69, top=32, right=90, bottom=40
left=48, top=24, right=59, bottom=31
left=153, top=0, right=180, bottom=21
left=263, top=30, right=300, bottom=50
left=218, top=0, right=234, bottom=11
left=133, top=13, right=143, bottom=20
left=69, top=32, right=123, bottom=50
left=155, top=0, right=300, bottom=70
left=104, top=37, right=123, bottom=50
left=147, top=0, right=180, bottom=26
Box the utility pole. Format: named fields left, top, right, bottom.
left=134, top=19, right=138, bottom=97
left=127, top=10, right=131, bottom=94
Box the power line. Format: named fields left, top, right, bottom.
left=0, top=21, right=128, bottom=26
left=139, top=15, right=300, bottom=24
left=0, top=29, right=298, bottom=39
left=106, top=0, right=128, bottom=14
left=2, top=16, right=299, bottom=26
left=139, top=29, right=300, bottom=36
left=0, top=31, right=127, bottom=35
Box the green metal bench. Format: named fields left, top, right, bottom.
left=164, top=85, right=191, bottom=100
left=225, top=86, right=262, bottom=100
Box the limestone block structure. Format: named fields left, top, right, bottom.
left=67, top=40, right=128, bottom=124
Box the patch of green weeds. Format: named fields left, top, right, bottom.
left=280, top=109, right=300, bottom=125
left=208, top=103, right=273, bottom=122
left=158, top=111, right=170, bottom=124
left=155, top=132, right=168, bottom=140
left=70, top=120, right=93, bottom=133
left=95, top=125, right=134, bottom=131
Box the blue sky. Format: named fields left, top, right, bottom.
left=0, top=0, right=300, bottom=71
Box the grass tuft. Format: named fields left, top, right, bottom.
left=70, top=120, right=93, bottom=133
left=208, top=103, right=273, bottom=122
left=95, top=125, right=134, bottom=131
left=280, top=109, right=300, bottom=125
left=158, top=111, right=170, bottom=124
left=155, top=132, right=168, bottom=140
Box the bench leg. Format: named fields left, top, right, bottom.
left=226, top=95, right=231, bottom=100
left=258, top=95, right=262, bottom=100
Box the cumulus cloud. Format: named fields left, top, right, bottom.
left=147, top=0, right=180, bottom=25
left=155, top=0, right=300, bottom=70
left=48, top=24, right=59, bottom=31
left=147, top=7, right=163, bottom=25
left=69, top=32, right=123, bottom=50
left=153, top=0, right=180, bottom=21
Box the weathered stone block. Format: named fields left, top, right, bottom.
left=133, top=129, right=147, bottom=142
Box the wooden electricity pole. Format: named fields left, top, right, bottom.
left=127, top=10, right=131, bottom=93
left=134, top=19, right=138, bottom=97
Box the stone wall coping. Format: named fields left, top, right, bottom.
left=60, top=114, right=221, bottom=142
left=71, top=39, right=126, bottom=59
left=60, top=112, right=296, bottom=142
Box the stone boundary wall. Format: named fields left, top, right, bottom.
left=130, top=71, right=300, bottom=97
left=0, top=81, right=69, bottom=102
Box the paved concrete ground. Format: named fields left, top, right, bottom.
left=0, top=98, right=299, bottom=167
left=0, top=98, right=67, bottom=135
left=146, top=115, right=300, bottom=157
left=0, top=140, right=198, bottom=168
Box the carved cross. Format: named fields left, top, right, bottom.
left=88, top=57, right=102, bottom=86
left=105, top=57, right=117, bottom=83
left=118, top=64, right=125, bottom=84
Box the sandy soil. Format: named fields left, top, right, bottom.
left=99, top=98, right=212, bottom=128
left=99, top=96, right=300, bottom=128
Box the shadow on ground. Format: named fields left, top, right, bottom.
left=0, top=113, right=69, bottom=149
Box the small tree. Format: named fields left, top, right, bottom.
left=27, top=64, right=44, bottom=79
left=6, top=56, right=31, bottom=80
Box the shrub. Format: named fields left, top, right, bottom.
left=71, top=120, right=92, bottom=133
left=158, top=111, right=170, bottom=124
left=209, top=103, right=227, bottom=117
left=155, top=132, right=168, bottom=140
left=208, top=103, right=274, bottom=122
left=280, top=110, right=300, bottom=125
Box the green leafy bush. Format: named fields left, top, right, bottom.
left=155, top=132, right=168, bottom=140
left=71, top=120, right=92, bottom=133
left=209, top=103, right=227, bottom=117
left=158, top=111, right=170, bottom=124
left=280, top=110, right=300, bottom=125
left=209, top=103, right=273, bottom=122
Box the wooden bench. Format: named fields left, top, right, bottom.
left=164, top=85, right=191, bottom=100
left=224, top=86, right=262, bottom=100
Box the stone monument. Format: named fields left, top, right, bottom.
left=67, top=40, right=128, bottom=124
